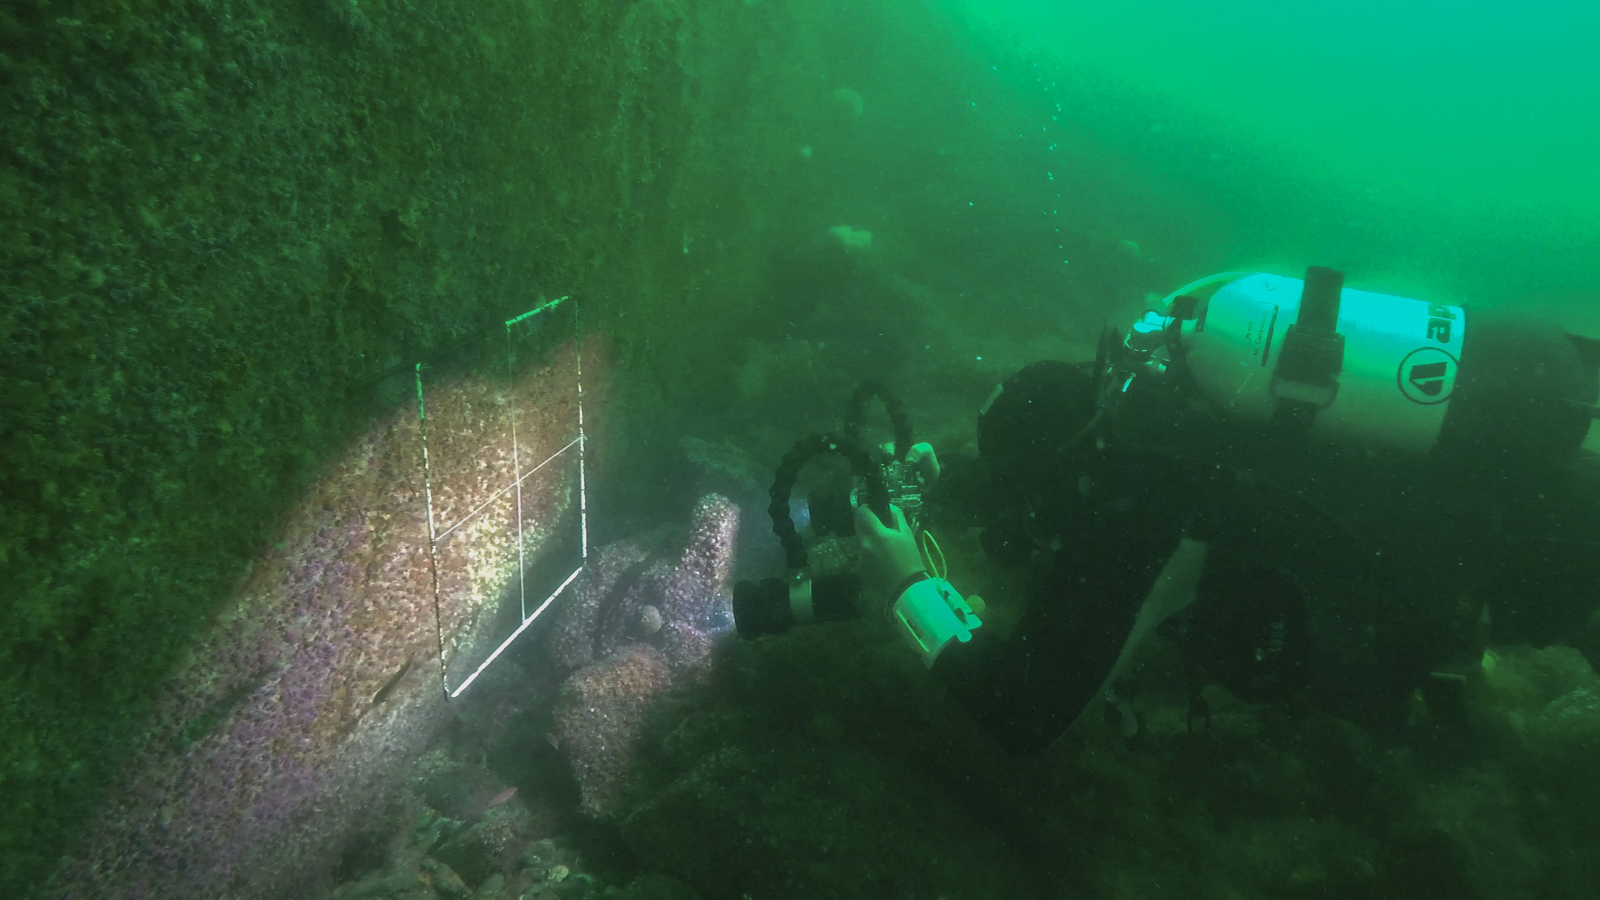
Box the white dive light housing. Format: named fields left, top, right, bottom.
left=891, top=575, right=982, bottom=668
left=1124, top=268, right=1600, bottom=461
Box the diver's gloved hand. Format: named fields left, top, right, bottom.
left=855, top=502, right=926, bottom=594
left=858, top=501, right=984, bottom=667
left=906, top=442, right=941, bottom=486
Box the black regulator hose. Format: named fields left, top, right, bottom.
left=768, top=434, right=891, bottom=570
left=843, top=381, right=915, bottom=462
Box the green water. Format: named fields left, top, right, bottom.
left=953, top=0, right=1600, bottom=317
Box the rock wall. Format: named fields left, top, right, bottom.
left=0, top=0, right=835, bottom=894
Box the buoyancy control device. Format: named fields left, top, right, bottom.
left=1115, top=267, right=1600, bottom=468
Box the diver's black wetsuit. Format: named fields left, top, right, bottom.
left=922, top=360, right=1598, bottom=754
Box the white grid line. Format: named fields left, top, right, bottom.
left=446, top=564, right=584, bottom=698
left=432, top=436, right=581, bottom=544
left=577, top=319, right=588, bottom=561
left=509, top=328, right=526, bottom=621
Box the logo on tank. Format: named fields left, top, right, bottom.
left=1397, top=305, right=1462, bottom=405
left=1397, top=347, right=1459, bottom=404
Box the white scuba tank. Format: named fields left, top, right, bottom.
left=1174, top=272, right=1464, bottom=454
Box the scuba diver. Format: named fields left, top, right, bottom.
left=738, top=266, right=1600, bottom=754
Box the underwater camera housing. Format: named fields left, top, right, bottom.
left=732, top=383, right=919, bottom=638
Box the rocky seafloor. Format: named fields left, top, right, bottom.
left=315, top=554, right=1600, bottom=900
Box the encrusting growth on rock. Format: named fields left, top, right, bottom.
left=547, top=494, right=740, bottom=816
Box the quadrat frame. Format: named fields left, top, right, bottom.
left=414, top=296, right=588, bottom=699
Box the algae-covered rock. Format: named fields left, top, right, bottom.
left=421, top=858, right=472, bottom=899
left=621, top=744, right=1027, bottom=900
left=469, top=873, right=508, bottom=900
left=1467, top=645, right=1600, bottom=753
left=615, top=618, right=1040, bottom=900
left=615, top=874, right=704, bottom=900
left=432, top=805, right=529, bottom=888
